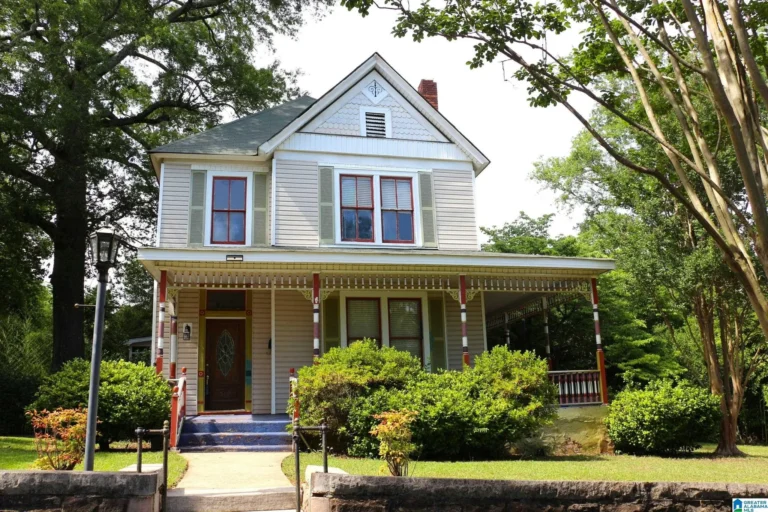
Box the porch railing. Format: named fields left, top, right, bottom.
left=170, top=367, right=187, bottom=448
left=548, top=370, right=602, bottom=406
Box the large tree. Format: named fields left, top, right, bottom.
left=341, top=0, right=768, bottom=455
left=1, top=0, right=330, bottom=370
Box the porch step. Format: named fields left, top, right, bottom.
left=180, top=432, right=291, bottom=447
left=178, top=444, right=293, bottom=453
left=178, top=414, right=292, bottom=453
left=167, top=487, right=294, bottom=512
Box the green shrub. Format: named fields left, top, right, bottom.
left=605, top=380, right=720, bottom=455
left=298, top=344, right=558, bottom=460
left=294, top=339, right=422, bottom=452
left=31, top=359, right=171, bottom=448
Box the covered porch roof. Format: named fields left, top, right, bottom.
left=138, top=246, right=614, bottom=314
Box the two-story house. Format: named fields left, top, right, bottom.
left=138, top=54, right=614, bottom=435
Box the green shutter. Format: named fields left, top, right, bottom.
left=252, top=172, right=268, bottom=246
left=419, top=172, right=438, bottom=248
left=188, top=170, right=207, bottom=246
left=323, top=296, right=341, bottom=353
left=428, top=297, right=447, bottom=371
left=319, top=166, right=335, bottom=244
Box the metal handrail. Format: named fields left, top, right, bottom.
left=292, top=422, right=329, bottom=512
left=135, top=421, right=170, bottom=512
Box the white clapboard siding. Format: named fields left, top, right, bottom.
left=266, top=170, right=272, bottom=246
left=432, top=169, right=478, bottom=250
left=275, top=290, right=314, bottom=411
left=445, top=294, right=485, bottom=370
left=274, top=159, right=319, bottom=247
left=159, top=163, right=191, bottom=247
left=158, top=289, right=200, bottom=415
left=251, top=291, right=272, bottom=414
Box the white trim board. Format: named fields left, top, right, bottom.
left=138, top=246, right=617, bottom=272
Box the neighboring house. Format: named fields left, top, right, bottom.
left=138, top=54, right=615, bottom=421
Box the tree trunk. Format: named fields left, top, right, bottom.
left=50, top=170, right=88, bottom=371
left=715, top=403, right=743, bottom=456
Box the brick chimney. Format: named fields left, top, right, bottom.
left=418, top=79, right=438, bottom=110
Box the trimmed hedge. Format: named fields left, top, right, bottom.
left=30, top=359, right=171, bottom=448
left=295, top=342, right=558, bottom=459
left=605, top=380, right=720, bottom=455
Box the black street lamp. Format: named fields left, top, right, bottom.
left=83, top=221, right=123, bottom=471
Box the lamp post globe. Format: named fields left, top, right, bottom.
left=83, top=221, right=122, bottom=471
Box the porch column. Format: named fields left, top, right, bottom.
left=312, top=273, right=320, bottom=360
left=459, top=275, right=469, bottom=367
left=504, top=313, right=510, bottom=349
left=156, top=270, right=167, bottom=376
left=542, top=297, right=553, bottom=370
left=169, top=292, right=178, bottom=379
left=591, top=278, right=609, bottom=404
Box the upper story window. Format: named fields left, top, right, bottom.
left=211, top=177, right=246, bottom=244
left=381, top=178, right=414, bottom=243
left=341, top=175, right=374, bottom=242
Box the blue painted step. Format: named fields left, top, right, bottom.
left=180, top=432, right=291, bottom=447
left=177, top=414, right=292, bottom=453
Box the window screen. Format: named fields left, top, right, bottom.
left=381, top=178, right=414, bottom=243
left=211, top=177, right=247, bottom=244
left=347, top=298, right=381, bottom=345
left=389, top=299, right=422, bottom=360
left=341, top=175, right=374, bottom=242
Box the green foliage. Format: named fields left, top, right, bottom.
left=605, top=381, right=720, bottom=455
left=299, top=344, right=557, bottom=460
left=0, top=290, right=53, bottom=435
left=294, top=339, right=422, bottom=451
left=27, top=408, right=87, bottom=471
left=31, top=360, right=171, bottom=447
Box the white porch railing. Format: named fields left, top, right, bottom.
left=170, top=367, right=187, bottom=448
left=548, top=370, right=603, bottom=406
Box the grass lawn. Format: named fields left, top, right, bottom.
left=282, top=444, right=768, bottom=485
left=0, top=437, right=187, bottom=487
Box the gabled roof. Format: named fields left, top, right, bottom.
left=150, top=95, right=316, bottom=156
left=150, top=53, right=490, bottom=174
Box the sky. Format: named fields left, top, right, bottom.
left=267, top=6, right=588, bottom=237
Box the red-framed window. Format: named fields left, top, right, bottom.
left=388, top=299, right=422, bottom=361
left=211, top=177, right=247, bottom=244
left=347, top=298, right=381, bottom=346
left=380, top=177, right=414, bottom=243
left=340, top=175, right=374, bottom=242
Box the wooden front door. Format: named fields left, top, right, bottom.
left=205, top=319, right=246, bottom=411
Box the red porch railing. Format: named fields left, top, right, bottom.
left=548, top=370, right=603, bottom=406
left=170, top=367, right=187, bottom=448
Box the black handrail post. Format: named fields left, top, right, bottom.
left=162, top=420, right=169, bottom=512
left=293, top=425, right=301, bottom=512
left=135, top=428, right=145, bottom=473
left=321, top=421, right=328, bottom=474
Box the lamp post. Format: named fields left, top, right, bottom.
left=83, top=221, right=122, bottom=471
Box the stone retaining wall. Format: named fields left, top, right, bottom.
left=0, top=470, right=160, bottom=512
left=309, top=473, right=768, bottom=512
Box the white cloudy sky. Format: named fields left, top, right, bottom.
left=268, top=6, right=588, bottom=237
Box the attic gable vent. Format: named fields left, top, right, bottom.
left=364, top=111, right=387, bottom=138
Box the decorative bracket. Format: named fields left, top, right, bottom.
left=446, top=289, right=480, bottom=303
left=299, top=289, right=336, bottom=302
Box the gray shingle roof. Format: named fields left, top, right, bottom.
left=150, top=95, right=316, bottom=155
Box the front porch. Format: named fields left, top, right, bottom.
left=139, top=247, right=614, bottom=419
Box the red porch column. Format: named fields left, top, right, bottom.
left=156, top=270, right=167, bottom=376
left=169, top=298, right=178, bottom=379
left=504, top=313, right=510, bottom=349
left=312, top=273, right=321, bottom=361
left=459, top=275, right=470, bottom=367
left=591, top=278, right=609, bottom=404
left=542, top=297, right=553, bottom=370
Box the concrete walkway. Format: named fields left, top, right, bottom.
left=174, top=451, right=292, bottom=491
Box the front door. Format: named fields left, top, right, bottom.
left=205, top=319, right=246, bottom=411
